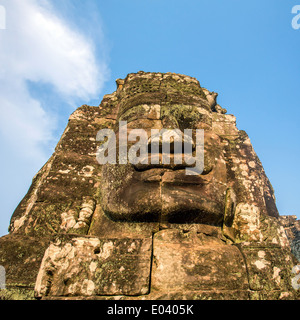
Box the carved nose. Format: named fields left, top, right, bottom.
left=147, top=130, right=195, bottom=155
left=130, top=130, right=198, bottom=171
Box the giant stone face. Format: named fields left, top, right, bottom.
left=100, top=72, right=278, bottom=228
left=4, top=71, right=296, bottom=301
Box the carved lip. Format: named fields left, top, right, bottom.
left=133, top=162, right=190, bottom=172
left=136, top=168, right=212, bottom=185
left=133, top=154, right=213, bottom=176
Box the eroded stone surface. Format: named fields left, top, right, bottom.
left=0, top=72, right=298, bottom=300
left=239, top=242, right=294, bottom=292
left=279, top=215, right=300, bottom=262
left=151, top=229, right=248, bottom=292
left=35, top=235, right=152, bottom=298
left=0, top=234, right=49, bottom=300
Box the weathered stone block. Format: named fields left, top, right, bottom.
left=151, top=229, right=248, bottom=292
left=35, top=235, right=152, bottom=298
left=239, top=243, right=294, bottom=292
left=0, top=234, right=49, bottom=299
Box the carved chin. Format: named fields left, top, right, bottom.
left=101, top=172, right=228, bottom=226
left=102, top=194, right=226, bottom=226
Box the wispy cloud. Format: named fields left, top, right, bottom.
left=0, top=0, right=109, bottom=236
left=0, top=0, right=109, bottom=163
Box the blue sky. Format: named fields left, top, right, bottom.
left=0, top=0, right=299, bottom=236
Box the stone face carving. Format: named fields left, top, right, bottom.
left=100, top=72, right=277, bottom=230
left=0, top=72, right=299, bottom=300
left=101, top=106, right=228, bottom=225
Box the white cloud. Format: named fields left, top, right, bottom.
left=0, top=0, right=108, bottom=162
left=0, top=0, right=109, bottom=236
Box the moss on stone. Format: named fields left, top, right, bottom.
left=118, top=105, right=148, bottom=123
left=0, top=288, right=35, bottom=300
left=161, top=104, right=202, bottom=130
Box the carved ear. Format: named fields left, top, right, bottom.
left=222, top=188, right=237, bottom=241
left=61, top=197, right=96, bottom=235
left=223, top=128, right=279, bottom=219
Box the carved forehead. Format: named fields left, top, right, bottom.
left=117, top=103, right=212, bottom=128
left=116, top=72, right=211, bottom=118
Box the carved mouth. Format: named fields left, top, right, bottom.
left=135, top=168, right=213, bottom=186
left=133, top=162, right=189, bottom=172
left=133, top=153, right=213, bottom=175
